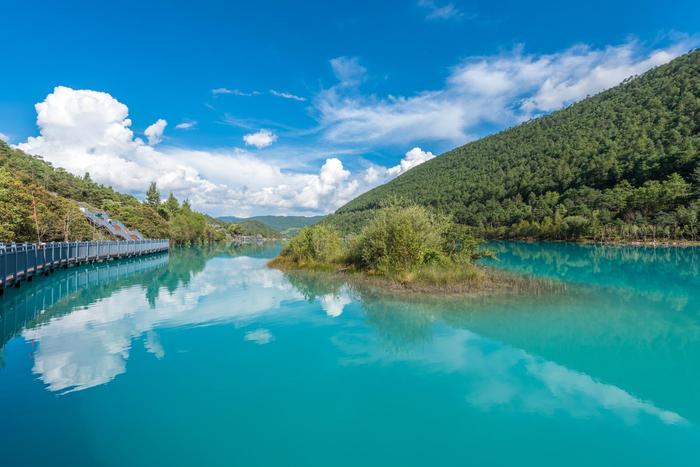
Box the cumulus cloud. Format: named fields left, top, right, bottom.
left=270, top=89, right=307, bottom=102
left=386, top=147, right=435, bottom=176
left=243, top=129, right=278, bottom=148
left=16, top=86, right=431, bottom=216
left=317, top=39, right=697, bottom=145
left=175, top=120, right=197, bottom=130
left=0, top=132, right=9, bottom=143
left=144, top=119, right=167, bottom=145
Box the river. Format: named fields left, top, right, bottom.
left=1, top=241, right=699, bottom=466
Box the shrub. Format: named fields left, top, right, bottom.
left=349, top=204, right=448, bottom=274
left=280, top=225, right=342, bottom=264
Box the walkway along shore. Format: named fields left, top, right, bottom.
left=0, top=240, right=170, bottom=295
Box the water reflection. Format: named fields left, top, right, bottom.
left=281, top=265, right=699, bottom=424
left=2, top=242, right=697, bottom=428
left=486, top=241, right=700, bottom=313
left=336, top=328, right=683, bottom=425
left=18, top=245, right=302, bottom=393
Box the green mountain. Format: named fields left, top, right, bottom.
left=231, top=219, right=280, bottom=238
left=218, top=215, right=324, bottom=235
left=0, top=142, right=223, bottom=244
left=327, top=50, right=700, bottom=241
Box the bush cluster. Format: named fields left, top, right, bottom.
left=277, top=204, right=484, bottom=277
left=280, top=224, right=343, bottom=264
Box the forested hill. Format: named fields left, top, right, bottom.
left=0, top=142, right=225, bottom=244
left=327, top=49, right=700, bottom=241
left=218, top=215, right=324, bottom=235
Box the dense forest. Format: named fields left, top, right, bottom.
left=0, top=142, right=227, bottom=244
left=328, top=49, right=700, bottom=242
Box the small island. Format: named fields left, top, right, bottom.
left=269, top=203, right=553, bottom=296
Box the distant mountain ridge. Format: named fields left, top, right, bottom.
left=218, top=215, right=325, bottom=233
left=325, top=49, right=700, bottom=242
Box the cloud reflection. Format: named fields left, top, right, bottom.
left=337, top=329, right=685, bottom=425
left=23, top=256, right=303, bottom=393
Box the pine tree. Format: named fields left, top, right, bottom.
left=145, top=181, right=161, bottom=207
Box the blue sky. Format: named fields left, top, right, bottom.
left=0, top=0, right=698, bottom=216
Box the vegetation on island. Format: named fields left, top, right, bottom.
left=270, top=203, right=541, bottom=294
left=327, top=50, right=700, bottom=243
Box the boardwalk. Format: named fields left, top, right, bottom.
left=0, top=240, right=169, bottom=294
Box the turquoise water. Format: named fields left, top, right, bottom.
left=1, top=242, right=700, bottom=466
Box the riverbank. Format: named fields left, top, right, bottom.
left=269, top=258, right=562, bottom=298
left=491, top=237, right=700, bottom=248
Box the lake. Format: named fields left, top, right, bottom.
left=1, top=241, right=699, bottom=466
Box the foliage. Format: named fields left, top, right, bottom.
left=348, top=204, right=447, bottom=274
left=279, top=224, right=342, bottom=264
left=0, top=142, right=222, bottom=244
left=218, top=215, right=324, bottom=233
left=0, top=166, right=92, bottom=242
left=221, top=219, right=278, bottom=238
left=145, top=181, right=161, bottom=207
left=327, top=50, right=700, bottom=242
left=275, top=205, right=486, bottom=287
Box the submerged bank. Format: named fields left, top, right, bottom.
left=269, top=258, right=564, bottom=298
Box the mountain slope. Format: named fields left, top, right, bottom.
left=218, top=215, right=324, bottom=232
left=327, top=50, right=700, bottom=241
left=234, top=220, right=280, bottom=238
left=0, top=142, right=222, bottom=243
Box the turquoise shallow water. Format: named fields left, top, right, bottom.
left=1, top=241, right=700, bottom=466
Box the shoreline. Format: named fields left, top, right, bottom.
left=489, top=237, right=700, bottom=248
left=270, top=261, right=565, bottom=299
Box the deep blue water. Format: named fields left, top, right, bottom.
left=1, top=241, right=699, bottom=466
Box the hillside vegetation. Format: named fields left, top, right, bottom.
left=327, top=50, right=700, bottom=242
left=219, top=215, right=324, bottom=236
left=0, top=142, right=225, bottom=244
left=224, top=219, right=279, bottom=238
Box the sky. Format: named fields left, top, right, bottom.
left=0, top=0, right=698, bottom=217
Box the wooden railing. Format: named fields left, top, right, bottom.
left=0, top=239, right=169, bottom=294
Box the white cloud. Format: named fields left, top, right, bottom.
left=212, top=87, right=233, bottom=95
left=243, top=129, right=278, bottom=148
left=17, top=40, right=692, bottom=218
left=386, top=147, right=435, bottom=176
left=270, top=89, right=307, bottom=102
left=175, top=120, right=197, bottom=130
left=17, top=86, right=422, bottom=216
left=212, top=87, right=260, bottom=97
left=144, top=118, right=167, bottom=146
left=418, top=1, right=463, bottom=20
left=330, top=56, right=367, bottom=87
left=0, top=132, right=9, bottom=143
left=317, top=39, right=697, bottom=145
